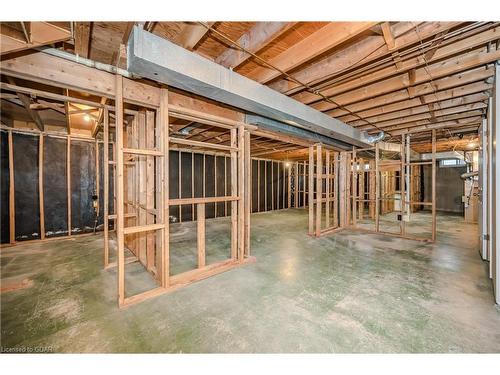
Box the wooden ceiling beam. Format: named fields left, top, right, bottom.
left=178, top=22, right=215, bottom=51
left=245, top=21, right=378, bottom=84
left=1, top=22, right=72, bottom=55
left=350, top=92, right=490, bottom=128
left=252, top=144, right=302, bottom=157
left=326, top=66, right=494, bottom=118
left=268, top=21, right=460, bottom=95
left=381, top=22, right=404, bottom=69
left=305, top=43, right=499, bottom=113
left=215, top=22, right=296, bottom=69
left=384, top=111, right=484, bottom=135
left=111, top=22, right=135, bottom=66
left=294, top=24, right=499, bottom=107
left=390, top=116, right=483, bottom=136
left=74, top=22, right=92, bottom=58
left=340, top=80, right=492, bottom=123
left=359, top=102, right=487, bottom=131
left=30, top=99, right=66, bottom=115
left=6, top=76, right=44, bottom=131
left=1, top=52, right=161, bottom=107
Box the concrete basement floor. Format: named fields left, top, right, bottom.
left=1, top=209, right=500, bottom=353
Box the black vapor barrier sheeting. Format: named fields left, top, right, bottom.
left=169, top=150, right=180, bottom=222
left=0, top=131, right=10, bottom=243
left=3, top=133, right=111, bottom=241
left=168, top=151, right=232, bottom=223
left=13, top=133, right=40, bottom=241
left=70, top=140, right=97, bottom=235
left=204, top=154, right=215, bottom=219
left=180, top=151, right=193, bottom=222
left=251, top=160, right=258, bottom=213
left=251, top=159, right=290, bottom=213
left=44, top=136, right=68, bottom=238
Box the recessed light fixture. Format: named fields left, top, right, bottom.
left=84, top=114, right=91, bottom=122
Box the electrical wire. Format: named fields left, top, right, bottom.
left=197, top=22, right=389, bottom=137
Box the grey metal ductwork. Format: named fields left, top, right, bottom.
left=421, top=150, right=465, bottom=161
left=361, top=131, right=385, bottom=144
left=245, top=114, right=354, bottom=150
left=127, top=26, right=369, bottom=148
left=461, top=171, right=478, bottom=180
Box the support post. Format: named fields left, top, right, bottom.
left=315, top=143, right=322, bottom=237
left=431, top=129, right=436, bottom=242
left=8, top=131, right=15, bottom=244
left=333, top=152, right=339, bottom=228
left=116, top=74, right=125, bottom=306
left=161, top=87, right=170, bottom=287
left=39, top=134, right=45, bottom=240
left=303, top=161, right=306, bottom=208
left=325, top=150, right=330, bottom=229
left=230, top=128, right=238, bottom=259
left=197, top=203, right=206, bottom=268
left=358, top=158, right=365, bottom=220
left=294, top=162, right=298, bottom=208
left=237, top=124, right=245, bottom=261
left=400, top=135, right=406, bottom=236
left=103, top=107, right=109, bottom=268
left=352, top=147, right=357, bottom=227
left=339, top=152, right=346, bottom=228
left=375, top=143, right=380, bottom=233
left=244, top=129, right=251, bottom=257
left=146, top=110, right=156, bottom=272
left=67, top=135, right=71, bottom=236
left=308, top=145, right=314, bottom=235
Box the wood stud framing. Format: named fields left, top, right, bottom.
left=0, top=20, right=458, bottom=307
left=101, top=83, right=255, bottom=308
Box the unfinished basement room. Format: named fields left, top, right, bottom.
left=1, top=3, right=500, bottom=364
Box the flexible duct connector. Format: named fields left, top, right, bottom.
left=362, top=131, right=385, bottom=144
left=461, top=171, right=478, bottom=180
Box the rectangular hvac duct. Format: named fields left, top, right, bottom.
left=127, top=26, right=368, bottom=148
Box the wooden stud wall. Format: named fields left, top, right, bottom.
left=105, top=83, right=255, bottom=308
left=1, top=127, right=108, bottom=247
left=307, top=143, right=343, bottom=237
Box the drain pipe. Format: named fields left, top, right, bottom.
left=35, top=46, right=135, bottom=78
